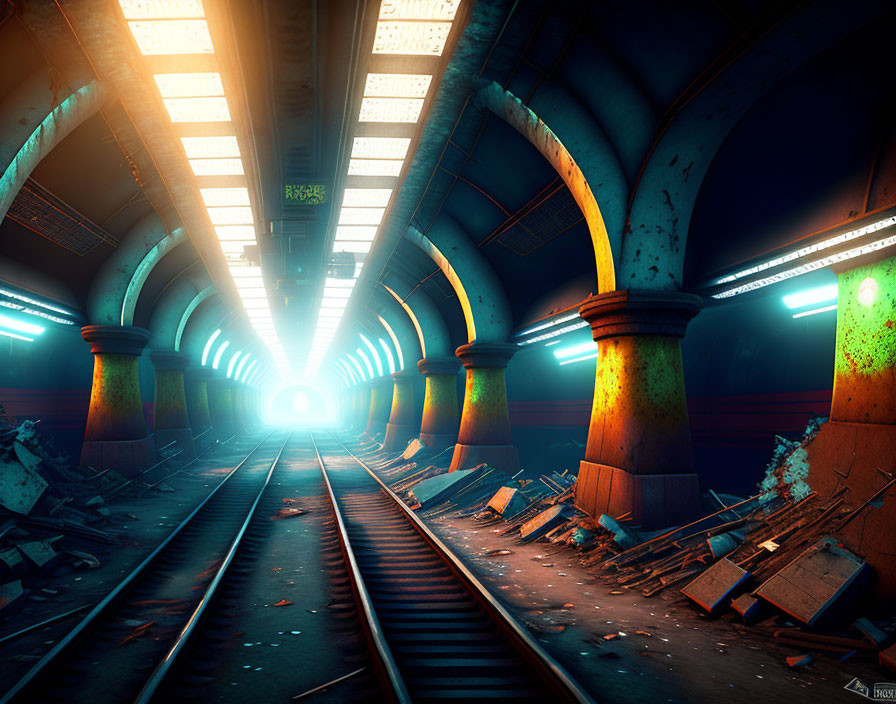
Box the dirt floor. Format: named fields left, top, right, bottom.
left=424, top=509, right=884, bottom=704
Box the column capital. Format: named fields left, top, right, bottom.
left=417, top=356, right=460, bottom=376
left=185, top=366, right=215, bottom=382
left=150, top=350, right=190, bottom=370
left=578, top=290, right=701, bottom=342
left=455, top=342, right=517, bottom=369
left=81, top=325, right=150, bottom=356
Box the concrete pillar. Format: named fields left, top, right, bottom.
left=449, top=342, right=520, bottom=474
left=184, top=367, right=215, bottom=451
left=80, top=325, right=156, bottom=477
left=208, top=376, right=235, bottom=440
left=806, top=254, right=896, bottom=599
left=575, top=290, right=701, bottom=528
left=233, top=383, right=255, bottom=435
left=350, top=385, right=370, bottom=430
left=365, top=379, right=393, bottom=440
left=150, top=351, right=195, bottom=459
left=382, top=371, right=418, bottom=452
left=417, top=357, right=460, bottom=448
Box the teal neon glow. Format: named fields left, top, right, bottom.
left=347, top=353, right=367, bottom=382
left=378, top=316, right=404, bottom=370
left=212, top=340, right=230, bottom=370
left=235, top=353, right=251, bottom=381
left=553, top=340, right=597, bottom=360
left=338, top=358, right=359, bottom=386
left=226, top=350, right=243, bottom=378
left=240, top=359, right=258, bottom=383
left=782, top=284, right=838, bottom=309
left=122, top=227, right=186, bottom=325
left=201, top=329, right=221, bottom=365
left=357, top=348, right=374, bottom=379
left=0, top=330, right=35, bottom=342
left=359, top=334, right=383, bottom=376
left=175, top=286, right=214, bottom=351
left=558, top=350, right=599, bottom=365
left=379, top=338, right=395, bottom=374
left=0, top=313, right=45, bottom=336
left=792, top=304, right=837, bottom=319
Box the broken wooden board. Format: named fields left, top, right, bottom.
left=754, top=536, right=866, bottom=627
left=18, top=539, right=61, bottom=572
left=731, top=593, right=763, bottom=624
left=707, top=532, right=738, bottom=559
left=487, top=487, right=527, bottom=517
left=598, top=514, right=639, bottom=549
left=410, top=465, right=485, bottom=510
left=0, top=458, right=48, bottom=514
left=681, top=558, right=750, bottom=614
left=520, top=504, right=567, bottom=542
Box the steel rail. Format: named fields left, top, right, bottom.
left=0, top=431, right=279, bottom=704
left=310, top=432, right=412, bottom=704
left=134, top=432, right=292, bottom=703
left=328, top=432, right=597, bottom=704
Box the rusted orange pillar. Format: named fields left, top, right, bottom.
left=365, top=379, right=393, bottom=440
left=575, top=290, right=702, bottom=528
left=382, top=371, right=418, bottom=451
left=417, top=357, right=459, bottom=448
left=806, top=255, right=896, bottom=599
left=150, top=351, right=195, bottom=459
left=449, top=342, right=519, bottom=474
left=80, top=325, right=156, bottom=477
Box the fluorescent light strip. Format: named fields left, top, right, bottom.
left=212, top=339, right=230, bottom=370
left=202, top=187, right=250, bottom=207
left=351, top=137, right=410, bottom=159
left=518, top=320, right=589, bottom=345
left=154, top=72, right=223, bottom=98
left=0, top=300, right=76, bottom=325
left=554, top=340, right=597, bottom=360
left=378, top=315, right=404, bottom=370
left=713, top=232, right=896, bottom=299
left=373, top=21, right=452, bottom=56
left=119, top=0, right=205, bottom=20
left=517, top=312, right=582, bottom=339
left=792, top=304, right=838, bottom=319
left=342, top=189, right=393, bottom=208
left=714, top=216, right=896, bottom=287
left=348, top=159, right=404, bottom=177
left=0, top=330, right=34, bottom=342
left=347, top=354, right=367, bottom=382
left=378, top=0, right=461, bottom=21
left=181, top=135, right=240, bottom=158
left=126, top=20, right=214, bottom=55
left=226, top=350, right=243, bottom=378
left=558, top=351, right=599, bottom=366
left=359, top=97, right=424, bottom=123
left=0, top=313, right=44, bottom=336
left=201, top=328, right=221, bottom=365
left=364, top=73, right=432, bottom=98
left=0, top=286, right=77, bottom=318
left=189, top=158, right=244, bottom=176
left=357, top=348, right=374, bottom=378
left=360, top=334, right=383, bottom=376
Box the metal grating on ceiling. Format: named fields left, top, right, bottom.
left=6, top=179, right=119, bottom=255
left=495, top=186, right=583, bottom=256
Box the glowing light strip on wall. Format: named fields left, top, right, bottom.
left=117, top=0, right=288, bottom=381
left=304, top=0, right=463, bottom=378
left=710, top=215, right=896, bottom=298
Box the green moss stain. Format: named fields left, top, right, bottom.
left=459, top=368, right=511, bottom=445
left=154, top=370, right=189, bottom=430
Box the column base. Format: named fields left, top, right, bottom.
left=382, top=422, right=416, bottom=452
left=806, top=420, right=896, bottom=601
left=449, top=443, right=519, bottom=474
left=420, top=431, right=457, bottom=449
left=576, top=460, right=700, bottom=529
left=366, top=421, right=387, bottom=441
left=80, top=435, right=157, bottom=479
left=154, top=427, right=196, bottom=459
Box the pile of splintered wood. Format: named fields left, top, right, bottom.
left=578, top=486, right=876, bottom=597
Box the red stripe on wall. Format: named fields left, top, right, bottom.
left=0, top=387, right=90, bottom=430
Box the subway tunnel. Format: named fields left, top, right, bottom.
left=0, top=0, right=895, bottom=702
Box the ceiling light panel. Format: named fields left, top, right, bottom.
left=216, top=226, right=255, bottom=241
left=351, top=137, right=410, bottom=160
left=333, top=242, right=373, bottom=254
left=342, top=189, right=392, bottom=208
left=338, top=208, right=385, bottom=225
left=364, top=73, right=431, bottom=98
left=181, top=136, right=240, bottom=158
left=359, top=97, right=424, bottom=123
left=373, top=22, right=452, bottom=56
left=207, top=206, right=253, bottom=225
left=202, top=188, right=250, bottom=207
left=347, top=159, right=404, bottom=177
left=378, top=0, right=461, bottom=21
left=335, top=226, right=378, bottom=242
left=163, top=96, right=230, bottom=122
left=119, top=0, right=205, bottom=20
left=154, top=72, right=223, bottom=97
left=189, top=158, right=244, bottom=176
left=127, top=20, right=214, bottom=55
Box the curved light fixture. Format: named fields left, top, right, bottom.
left=337, top=358, right=359, bottom=386
left=226, top=350, right=243, bottom=378
left=377, top=315, right=404, bottom=370
left=379, top=338, right=395, bottom=374
left=234, top=352, right=251, bottom=381
left=241, top=359, right=258, bottom=384
left=201, top=328, right=221, bottom=365
left=357, top=347, right=374, bottom=379
left=347, top=353, right=367, bottom=382
left=359, top=333, right=383, bottom=376
left=212, top=339, right=230, bottom=370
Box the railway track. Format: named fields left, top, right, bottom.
left=311, top=432, right=595, bottom=704
left=1, top=431, right=290, bottom=704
